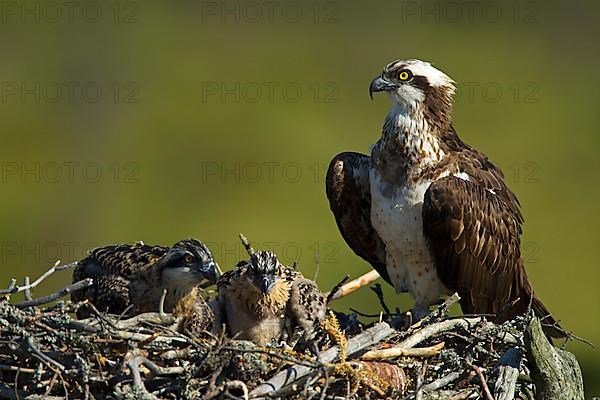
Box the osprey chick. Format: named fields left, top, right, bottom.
left=327, top=59, right=563, bottom=336
left=72, top=239, right=219, bottom=320
left=214, top=251, right=326, bottom=346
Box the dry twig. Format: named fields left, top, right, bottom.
left=422, top=371, right=461, bottom=392
left=0, top=261, right=63, bottom=295
left=15, top=278, right=93, bottom=308
left=472, top=365, right=494, bottom=400
left=326, top=269, right=380, bottom=302
left=360, top=342, right=444, bottom=360
left=239, top=233, right=255, bottom=256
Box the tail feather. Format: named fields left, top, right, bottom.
left=492, top=290, right=567, bottom=339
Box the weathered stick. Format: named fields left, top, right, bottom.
left=4, top=279, right=16, bottom=293
left=128, top=355, right=184, bottom=383
left=74, top=311, right=175, bottom=331
left=525, top=317, right=584, bottom=400
left=396, top=317, right=483, bottom=350
left=239, top=233, right=255, bottom=256
left=24, top=276, right=32, bottom=301
left=493, top=347, right=521, bottom=400
left=0, top=260, right=62, bottom=295
left=0, top=364, right=36, bottom=374
left=249, top=322, right=395, bottom=398
left=0, top=260, right=78, bottom=297
left=326, top=269, right=381, bottom=302
left=472, top=365, right=493, bottom=400
left=15, top=278, right=93, bottom=308
left=25, top=336, right=65, bottom=371
left=360, top=342, right=444, bottom=360
left=409, top=293, right=461, bottom=330
left=422, top=371, right=461, bottom=392
left=112, top=330, right=188, bottom=345
left=69, top=311, right=184, bottom=346
left=55, top=262, right=78, bottom=271
left=326, top=276, right=349, bottom=304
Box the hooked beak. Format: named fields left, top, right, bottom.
left=259, top=275, right=276, bottom=294
left=197, top=261, right=220, bottom=288
left=369, top=75, right=397, bottom=100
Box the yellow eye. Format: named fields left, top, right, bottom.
left=184, top=255, right=194, bottom=263
left=398, top=70, right=411, bottom=81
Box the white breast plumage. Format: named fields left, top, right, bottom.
left=369, top=168, right=451, bottom=318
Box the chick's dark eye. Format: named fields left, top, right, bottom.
left=184, top=254, right=194, bottom=264
left=398, top=70, right=412, bottom=81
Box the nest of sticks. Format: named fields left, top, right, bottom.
left=0, top=262, right=584, bottom=399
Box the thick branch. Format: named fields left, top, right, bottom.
left=397, top=317, right=483, bottom=350
left=525, top=318, right=584, bottom=400
left=493, top=347, right=521, bottom=400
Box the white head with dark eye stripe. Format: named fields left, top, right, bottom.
left=370, top=59, right=455, bottom=121
left=157, top=239, right=219, bottom=290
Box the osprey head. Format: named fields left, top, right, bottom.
left=158, top=239, right=219, bottom=289
left=246, top=251, right=281, bottom=295
left=369, top=59, right=455, bottom=115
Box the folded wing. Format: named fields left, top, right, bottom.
left=326, top=152, right=390, bottom=284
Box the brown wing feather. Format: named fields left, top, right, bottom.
left=88, top=243, right=168, bottom=276
left=71, top=243, right=168, bottom=304
left=325, top=152, right=390, bottom=284
left=422, top=174, right=564, bottom=337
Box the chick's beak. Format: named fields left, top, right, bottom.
left=259, top=275, right=275, bottom=294
left=197, top=261, right=219, bottom=287
left=369, top=75, right=396, bottom=100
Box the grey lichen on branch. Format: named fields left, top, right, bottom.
left=492, top=347, right=521, bottom=400
left=525, top=317, right=584, bottom=400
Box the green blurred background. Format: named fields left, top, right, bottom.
left=1, top=0, right=598, bottom=394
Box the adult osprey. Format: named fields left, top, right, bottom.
left=326, top=59, right=563, bottom=337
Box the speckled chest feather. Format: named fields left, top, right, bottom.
left=217, top=264, right=301, bottom=343
left=369, top=109, right=452, bottom=310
